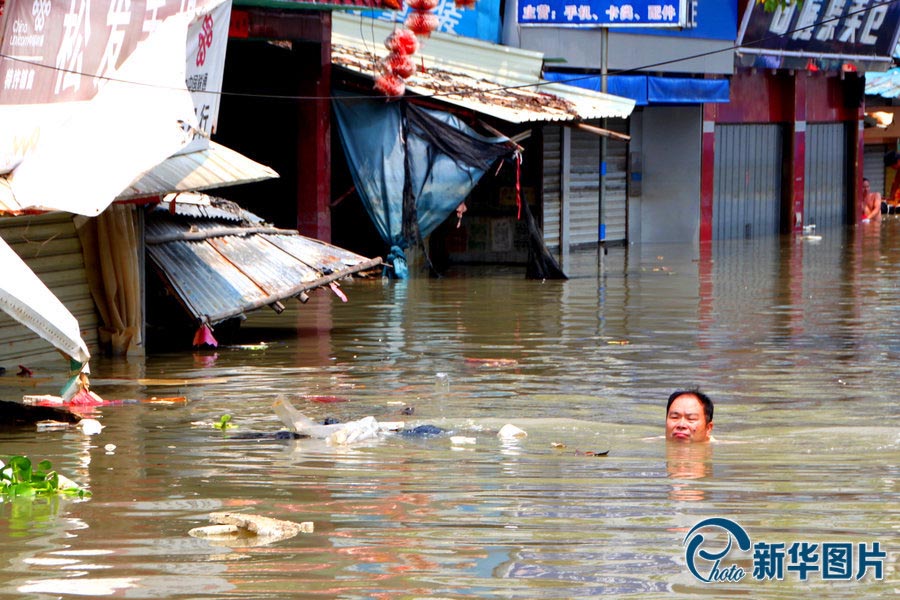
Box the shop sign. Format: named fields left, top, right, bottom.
left=737, top=0, right=900, bottom=60
left=517, top=0, right=688, bottom=28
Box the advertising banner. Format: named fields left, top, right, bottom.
left=0, top=0, right=230, bottom=163
left=355, top=0, right=502, bottom=44
left=517, top=0, right=687, bottom=28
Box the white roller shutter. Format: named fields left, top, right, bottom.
left=542, top=125, right=562, bottom=249
left=602, top=118, right=629, bottom=243
left=0, top=214, right=99, bottom=368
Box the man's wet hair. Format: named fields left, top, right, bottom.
left=666, top=389, right=714, bottom=423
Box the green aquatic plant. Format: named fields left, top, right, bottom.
left=214, top=414, right=236, bottom=430
left=0, top=456, right=89, bottom=499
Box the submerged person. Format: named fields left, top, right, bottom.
left=665, top=389, right=714, bottom=443
left=861, top=178, right=882, bottom=223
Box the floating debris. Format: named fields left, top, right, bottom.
left=575, top=449, right=609, bottom=457
left=465, top=357, right=519, bottom=368
left=77, top=419, right=104, bottom=435
left=450, top=436, right=476, bottom=445
left=189, top=512, right=313, bottom=547
left=497, top=424, right=527, bottom=440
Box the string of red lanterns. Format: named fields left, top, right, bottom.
left=374, top=0, right=478, bottom=98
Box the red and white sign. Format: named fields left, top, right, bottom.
left=0, top=0, right=231, bottom=169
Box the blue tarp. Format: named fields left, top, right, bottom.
left=332, top=93, right=512, bottom=277
left=542, top=72, right=730, bottom=106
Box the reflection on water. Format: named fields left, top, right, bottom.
left=666, top=442, right=713, bottom=503
left=0, top=222, right=898, bottom=598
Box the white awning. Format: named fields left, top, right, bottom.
left=0, top=235, right=90, bottom=364
left=331, top=13, right=635, bottom=124
left=0, top=141, right=278, bottom=214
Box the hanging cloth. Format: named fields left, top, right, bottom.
left=333, top=93, right=515, bottom=276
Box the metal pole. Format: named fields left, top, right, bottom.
left=599, top=28, right=608, bottom=266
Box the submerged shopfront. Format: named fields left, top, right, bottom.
left=329, top=12, right=635, bottom=274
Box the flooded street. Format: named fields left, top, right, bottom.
left=0, top=220, right=898, bottom=598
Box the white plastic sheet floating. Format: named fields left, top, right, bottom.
left=497, top=424, right=527, bottom=440
left=77, top=419, right=104, bottom=435
left=450, top=436, right=476, bottom=445
left=273, top=396, right=402, bottom=445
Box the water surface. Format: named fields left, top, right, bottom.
left=0, top=221, right=897, bottom=598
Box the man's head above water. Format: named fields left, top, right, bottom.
left=665, top=389, right=714, bottom=443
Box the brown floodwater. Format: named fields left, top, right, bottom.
left=0, top=219, right=897, bottom=598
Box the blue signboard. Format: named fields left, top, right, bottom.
left=623, top=0, right=737, bottom=41
left=517, top=0, right=687, bottom=27
left=353, top=0, right=502, bottom=44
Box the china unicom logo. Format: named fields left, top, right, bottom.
left=683, top=517, right=886, bottom=583
left=32, top=0, right=51, bottom=32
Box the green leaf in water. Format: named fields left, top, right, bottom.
left=214, top=414, right=236, bottom=430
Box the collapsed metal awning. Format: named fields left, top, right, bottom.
left=146, top=193, right=381, bottom=326
left=331, top=13, right=635, bottom=124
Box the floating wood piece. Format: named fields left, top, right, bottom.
left=0, top=400, right=81, bottom=429
left=189, top=512, right=313, bottom=547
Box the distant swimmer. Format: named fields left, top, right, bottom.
left=665, top=389, right=714, bottom=443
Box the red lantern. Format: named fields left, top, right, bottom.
left=454, top=0, right=476, bottom=8
left=407, top=0, right=439, bottom=9
left=384, top=28, right=420, bottom=56
left=383, top=52, right=416, bottom=79
left=374, top=73, right=406, bottom=97
left=405, top=11, right=439, bottom=37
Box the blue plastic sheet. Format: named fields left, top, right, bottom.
left=333, top=93, right=511, bottom=276
left=542, top=72, right=730, bottom=106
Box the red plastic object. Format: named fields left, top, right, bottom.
left=375, top=73, right=406, bottom=97
left=384, top=28, right=420, bottom=55
left=384, top=52, right=416, bottom=79
left=405, top=11, right=439, bottom=37
left=407, top=0, right=439, bottom=10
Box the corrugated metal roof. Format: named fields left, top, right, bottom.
left=331, top=13, right=635, bottom=124
left=0, top=142, right=279, bottom=215
left=866, top=69, right=900, bottom=99
left=117, top=141, right=279, bottom=201
left=159, top=193, right=266, bottom=223
left=146, top=196, right=381, bottom=325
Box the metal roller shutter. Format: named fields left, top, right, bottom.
left=542, top=125, right=562, bottom=249
left=713, top=124, right=783, bottom=239
left=0, top=213, right=99, bottom=368
left=864, top=143, right=887, bottom=199
left=602, top=119, right=629, bottom=243
left=804, top=123, right=847, bottom=229
left=570, top=127, right=601, bottom=246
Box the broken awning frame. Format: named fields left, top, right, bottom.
left=330, top=13, right=635, bottom=124
left=146, top=195, right=381, bottom=327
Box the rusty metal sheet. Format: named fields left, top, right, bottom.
left=146, top=197, right=380, bottom=325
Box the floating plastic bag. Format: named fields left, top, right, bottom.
left=273, top=396, right=387, bottom=446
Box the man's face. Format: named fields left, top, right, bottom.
left=863, top=180, right=871, bottom=194
left=666, top=394, right=713, bottom=443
